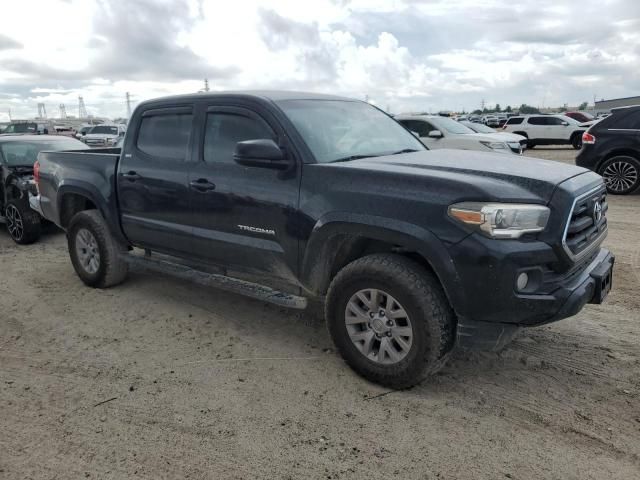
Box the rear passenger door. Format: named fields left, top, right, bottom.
left=526, top=116, right=547, bottom=140
left=118, top=106, right=196, bottom=255
left=187, top=103, right=301, bottom=285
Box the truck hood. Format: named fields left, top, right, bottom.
left=327, top=149, right=593, bottom=203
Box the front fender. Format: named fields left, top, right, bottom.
left=300, top=212, right=464, bottom=310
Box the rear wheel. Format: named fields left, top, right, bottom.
left=5, top=200, right=41, bottom=245
left=326, top=254, right=455, bottom=389
left=67, top=210, right=129, bottom=287
left=599, top=156, right=640, bottom=195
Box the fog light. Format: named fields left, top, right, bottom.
left=516, top=272, right=529, bottom=291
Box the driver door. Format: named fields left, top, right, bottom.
left=188, top=103, right=301, bottom=284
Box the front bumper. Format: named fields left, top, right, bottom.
left=455, top=246, right=614, bottom=350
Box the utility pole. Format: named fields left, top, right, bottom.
left=78, top=96, right=87, bottom=118
left=37, top=103, right=47, bottom=118
left=365, top=94, right=369, bottom=103
left=204, top=78, right=210, bottom=92
left=126, top=92, right=132, bottom=117
left=59, top=104, right=67, bottom=119
left=7, top=108, right=12, bottom=121
left=480, top=99, right=486, bottom=111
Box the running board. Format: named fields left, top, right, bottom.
left=125, top=254, right=308, bottom=310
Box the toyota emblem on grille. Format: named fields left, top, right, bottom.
left=593, top=200, right=603, bottom=223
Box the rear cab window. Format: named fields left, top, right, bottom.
left=506, top=117, right=524, bottom=125
left=136, top=109, right=193, bottom=160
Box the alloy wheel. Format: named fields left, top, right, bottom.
left=75, top=228, right=101, bottom=274
left=344, top=288, right=413, bottom=365
left=6, top=204, right=24, bottom=241
left=602, top=160, right=638, bottom=193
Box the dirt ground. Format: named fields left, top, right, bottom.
left=1, top=147, right=639, bottom=479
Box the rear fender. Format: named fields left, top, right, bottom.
left=57, top=182, right=128, bottom=244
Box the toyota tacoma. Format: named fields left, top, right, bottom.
left=31, top=92, right=614, bottom=388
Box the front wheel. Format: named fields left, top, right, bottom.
left=326, top=254, right=455, bottom=389
left=5, top=200, right=41, bottom=245
left=599, top=156, right=640, bottom=195
left=67, top=210, right=129, bottom=288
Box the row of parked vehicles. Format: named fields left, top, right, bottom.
left=0, top=91, right=626, bottom=388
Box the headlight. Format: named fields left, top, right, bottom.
left=448, top=202, right=550, bottom=239
left=480, top=141, right=507, bottom=151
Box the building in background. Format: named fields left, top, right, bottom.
left=595, top=95, right=640, bottom=114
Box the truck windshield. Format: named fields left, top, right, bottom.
left=0, top=139, right=85, bottom=167
left=89, top=126, right=119, bottom=135
left=278, top=100, right=425, bottom=163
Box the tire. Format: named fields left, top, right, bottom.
left=571, top=132, right=583, bottom=150
left=325, top=254, right=455, bottom=389
left=67, top=210, right=129, bottom=288
left=598, top=155, right=640, bottom=195
left=5, top=200, right=41, bottom=245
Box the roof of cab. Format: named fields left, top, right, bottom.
left=136, top=90, right=357, bottom=108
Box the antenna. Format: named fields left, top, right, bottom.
left=59, top=104, right=67, bottom=119
left=78, top=96, right=87, bottom=118
left=126, top=92, right=132, bottom=117
left=37, top=103, right=47, bottom=118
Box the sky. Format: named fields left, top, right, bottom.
left=0, top=0, right=639, bottom=121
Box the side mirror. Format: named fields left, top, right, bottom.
left=82, top=131, right=87, bottom=136
left=428, top=130, right=443, bottom=138
left=119, top=131, right=125, bottom=137
left=234, top=139, right=290, bottom=170
left=561, top=121, right=569, bottom=126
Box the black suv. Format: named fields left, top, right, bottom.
left=0, top=135, right=85, bottom=243
left=576, top=105, right=640, bottom=195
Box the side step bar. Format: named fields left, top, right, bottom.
left=125, top=254, right=308, bottom=310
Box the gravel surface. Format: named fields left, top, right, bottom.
left=1, top=147, right=639, bottom=479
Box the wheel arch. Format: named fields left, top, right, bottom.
left=300, top=213, right=463, bottom=310
left=57, top=183, right=128, bottom=245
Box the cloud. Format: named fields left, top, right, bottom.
left=0, top=0, right=639, bottom=120
left=0, top=34, right=22, bottom=51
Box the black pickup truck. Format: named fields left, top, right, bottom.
left=32, top=91, right=614, bottom=388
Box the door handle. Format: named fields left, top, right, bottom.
left=189, top=178, right=216, bottom=192
left=122, top=171, right=141, bottom=181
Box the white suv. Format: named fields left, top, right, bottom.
left=396, top=115, right=517, bottom=155
left=502, top=114, right=586, bottom=150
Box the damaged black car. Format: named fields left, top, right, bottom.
left=0, top=135, right=85, bottom=244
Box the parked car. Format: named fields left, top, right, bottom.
left=74, top=125, right=94, bottom=140
left=0, top=135, right=85, bottom=244
left=565, top=111, right=594, bottom=123
left=482, top=115, right=500, bottom=127
left=82, top=124, right=126, bottom=148
left=576, top=105, right=640, bottom=195
left=502, top=114, right=587, bottom=149
left=459, top=120, right=527, bottom=154
left=396, top=115, right=516, bottom=154
left=1, top=120, right=57, bottom=135
left=32, top=91, right=614, bottom=388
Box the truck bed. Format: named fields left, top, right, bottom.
left=35, top=148, right=122, bottom=232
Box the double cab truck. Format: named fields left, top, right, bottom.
left=32, top=92, right=614, bottom=388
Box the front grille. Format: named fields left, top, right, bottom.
left=563, top=187, right=607, bottom=259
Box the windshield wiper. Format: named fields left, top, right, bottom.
left=390, top=148, right=421, bottom=155
left=330, top=154, right=380, bottom=163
